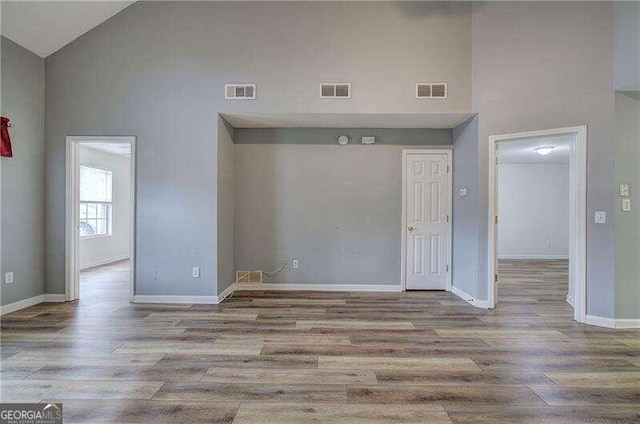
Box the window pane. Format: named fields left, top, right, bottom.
left=80, top=166, right=112, bottom=202
left=87, top=202, right=97, bottom=219
left=96, top=219, right=105, bottom=235
left=79, top=202, right=113, bottom=237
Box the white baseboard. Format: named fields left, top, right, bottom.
left=614, top=319, right=640, bottom=329
left=132, top=295, right=220, bottom=305
left=0, top=293, right=69, bottom=315
left=43, top=294, right=66, bottom=302
left=217, top=284, right=235, bottom=302
left=132, top=284, right=401, bottom=305
left=585, top=315, right=640, bottom=329
left=80, top=255, right=129, bottom=271
left=585, top=315, right=616, bottom=329
left=566, top=294, right=575, bottom=308
left=1, top=295, right=44, bottom=315
left=231, top=283, right=402, bottom=292
left=498, top=255, right=569, bottom=260
left=450, top=285, right=491, bottom=309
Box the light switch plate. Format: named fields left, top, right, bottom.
left=4, top=271, right=14, bottom=284
left=594, top=211, right=607, bottom=224
left=619, top=183, right=630, bottom=197
left=192, top=267, right=201, bottom=278
left=622, top=198, right=632, bottom=212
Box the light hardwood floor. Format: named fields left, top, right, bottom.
left=1, top=259, right=639, bottom=423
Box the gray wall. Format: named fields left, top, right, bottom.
left=78, top=146, right=131, bottom=269
left=1, top=37, right=45, bottom=305
left=452, top=116, right=479, bottom=297
left=498, top=163, right=569, bottom=259
left=235, top=128, right=452, bottom=145
left=614, top=93, right=640, bottom=319
left=235, top=138, right=451, bottom=286
left=468, top=2, right=616, bottom=317
left=44, top=1, right=471, bottom=297
left=217, top=117, right=235, bottom=295
left=613, top=1, right=640, bottom=91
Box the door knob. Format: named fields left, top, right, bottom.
left=407, top=225, right=415, bottom=232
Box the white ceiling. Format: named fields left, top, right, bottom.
left=498, top=134, right=571, bottom=164
left=82, top=142, right=131, bottom=158
left=221, top=113, right=475, bottom=129
left=0, top=1, right=135, bottom=58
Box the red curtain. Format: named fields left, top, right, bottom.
left=1, top=117, right=12, bottom=158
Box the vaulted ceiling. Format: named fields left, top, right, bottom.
left=0, top=1, right=135, bottom=58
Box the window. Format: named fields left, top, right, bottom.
left=79, top=166, right=112, bottom=237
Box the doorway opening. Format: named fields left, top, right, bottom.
left=488, top=126, right=586, bottom=323
left=65, top=136, right=136, bottom=303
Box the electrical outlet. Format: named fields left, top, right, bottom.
left=620, top=183, right=630, bottom=197
left=192, top=267, right=201, bottom=278
left=4, top=271, right=14, bottom=284
left=594, top=211, right=607, bottom=224
left=292, top=260, right=299, bottom=269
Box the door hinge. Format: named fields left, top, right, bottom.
left=495, top=156, right=499, bottom=165
left=446, top=215, right=450, bottom=223
left=494, top=273, right=498, bottom=283
left=446, top=165, right=450, bottom=173
left=494, top=215, right=498, bottom=224
left=446, top=264, right=450, bottom=273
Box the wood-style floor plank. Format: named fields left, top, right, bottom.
left=232, top=403, right=451, bottom=424
left=1, top=259, right=638, bottom=423
left=202, top=367, right=377, bottom=384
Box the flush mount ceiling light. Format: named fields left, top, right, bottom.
left=534, top=146, right=555, bottom=156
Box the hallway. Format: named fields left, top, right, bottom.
left=79, top=260, right=130, bottom=305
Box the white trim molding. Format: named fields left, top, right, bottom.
left=498, top=255, right=569, bottom=260
left=585, top=315, right=640, bottom=329
left=132, top=284, right=402, bottom=305
left=43, top=294, right=66, bottom=302
left=450, top=286, right=491, bottom=309
left=218, top=284, right=235, bottom=302
left=133, top=295, right=220, bottom=305
left=232, top=283, right=402, bottom=293
left=1, top=295, right=44, bottom=315
left=80, top=255, right=129, bottom=271
left=66, top=136, right=136, bottom=303
left=615, top=319, right=640, bottom=329
left=566, top=294, right=575, bottom=308
left=0, top=294, right=67, bottom=315
left=488, top=126, right=587, bottom=323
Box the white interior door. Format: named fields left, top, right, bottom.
left=404, top=152, right=450, bottom=290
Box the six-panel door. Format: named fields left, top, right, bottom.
left=405, top=153, right=449, bottom=290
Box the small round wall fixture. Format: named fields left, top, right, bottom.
left=337, top=135, right=349, bottom=146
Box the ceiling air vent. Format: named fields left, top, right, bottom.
left=320, top=83, right=351, bottom=99
left=415, top=83, right=447, bottom=99
left=225, top=84, right=256, bottom=100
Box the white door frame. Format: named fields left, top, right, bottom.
left=401, top=148, right=453, bottom=292
left=65, top=136, right=136, bottom=302
left=488, top=126, right=587, bottom=322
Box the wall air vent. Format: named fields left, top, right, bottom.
left=320, top=83, right=351, bottom=99
left=415, top=83, right=447, bottom=99
left=225, top=84, right=256, bottom=100
left=236, top=270, right=262, bottom=284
